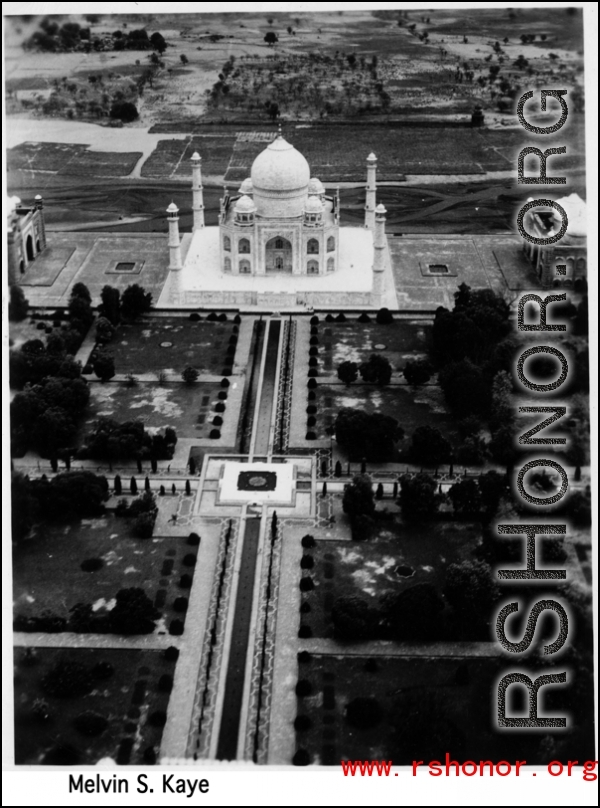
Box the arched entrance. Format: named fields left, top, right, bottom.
left=26, top=235, right=34, bottom=262
left=265, top=236, right=292, bottom=273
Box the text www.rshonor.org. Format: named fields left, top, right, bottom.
left=340, top=755, right=598, bottom=780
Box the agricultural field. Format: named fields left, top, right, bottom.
left=7, top=141, right=142, bottom=178
left=300, top=524, right=483, bottom=639
left=106, top=317, right=237, bottom=376
left=13, top=646, right=175, bottom=765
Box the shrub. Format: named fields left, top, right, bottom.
left=358, top=312, right=371, bottom=323
left=80, top=557, right=103, bottom=572
left=292, top=749, right=311, bottom=766
left=179, top=574, right=193, bottom=588
left=92, top=661, right=114, bottom=680
left=300, top=554, right=314, bottom=569
left=336, top=312, right=347, bottom=322
left=309, top=336, right=319, bottom=345
left=209, top=429, right=221, bottom=439
left=310, top=326, right=319, bottom=336
left=298, top=624, right=312, bottom=638
left=169, top=619, right=184, bottom=636
left=294, top=715, right=312, bottom=731
left=295, top=679, right=312, bottom=697
left=143, top=747, right=157, bottom=764
left=215, top=401, right=225, bottom=413
left=345, top=697, right=383, bottom=729
left=376, top=307, right=393, bottom=324
left=299, top=576, right=314, bottom=591
left=212, top=415, right=223, bottom=426
left=187, top=532, right=201, bottom=546
left=217, top=313, right=228, bottom=322
left=308, top=356, right=318, bottom=367
left=325, top=314, right=335, bottom=323
left=220, top=377, right=230, bottom=388
left=158, top=674, right=173, bottom=693
left=307, top=390, right=316, bottom=401
left=173, top=596, right=189, bottom=612
left=301, top=534, right=316, bottom=548
left=132, top=512, right=155, bottom=539
left=182, top=553, right=196, bottom=567
left=189, top=312, right=201, bottom=321
left=73, top=711, right=108, bottom=736
left=309, top=346, right=319, bottom=356
left=218, top=390, right=228, bottom=400
left=307, top=378, right=317, bottom=389
left=148, top=710, right=167, bottom=727
left=297, top=650, right=312, bottom=664
left=310, top=315, right=319, bottom=324
left=164, top=646, right=180, bottom=661
left=228, top=334, right=238, bottom=345
left=305, top=431, right=316, bottom=440
left=306, top=416, right=316, bottom=428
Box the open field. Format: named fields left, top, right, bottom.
left=85, top=381, right=223, bottom=440
left=301, top=525, right=482, bottom=639
left=13, top=646, right=175, bottom=765
left=12, top=512, right=198, bottom=628
left=108, top=318, right=237, bottom=375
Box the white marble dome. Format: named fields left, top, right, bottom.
left=250, top=134, right=310, bottom=218
left=239, top=177, right=253, bottom=195
left=308, top=177, right=325, bottom=196
left=304, top=195, right=323, bottom=213
left=234, top=194, right=256, bottom=213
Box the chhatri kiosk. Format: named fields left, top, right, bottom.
left=158, top=130, right=396, bottom=310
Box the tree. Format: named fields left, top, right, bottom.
left=32, top=406, right=76, bottom=457
left=9, top=286, right=29, bottom=321
left=121, top=284, right=152, bottom=319
left=150, top=32, right=167, bottom=53
left=359, top=354, right=392, bottom=385
left=448, top=479, right=482, bottom=515
left=68, top=295, right=94, bottom=332
left=439, top=359, right=491, bottom=417
left=342, top=475, right=375, bottom=519
left=398, top=473, right=438, bottom=521
left=264, top=31, right=278, bottom=46
left=130, top=476, right=138, bottom=495
left=332, top=596, right=378, bottom=640
left=403, top=358, right=432, bottom=385
left=110, top=101, right=139, bottom=123
left=410, top=426, right=452, bottom=466
left=93, top=351, right=115, bottom=382
left=100, top=285, right=120, bottom=325
left=95, top=317, right=116, bottom=344
left=71, top=282, right=91, bottom=304
left=180, top=54, right=188, bottom=64
left=490, top=370, right=514, bottom=431
left=444, top=560, right=499, bottom=617
left=385, top=582, right=444, bottom=640
left=337, top=361, right=358, bottom=385
left=335, top=408, right=403, bottom=462
left=182, top=366, right=199, bottom=385
left=109, top=587, right=159, bottom=634
left=114, top=474, right=122, bottom=495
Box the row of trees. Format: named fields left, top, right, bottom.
left=337, top=354, right=392, bottom=385
left=80, top=418, right=177, bottom=462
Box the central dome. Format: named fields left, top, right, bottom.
left=250, top=134, right=310, bottom=218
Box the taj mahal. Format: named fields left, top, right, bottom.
left=158, top=130, right=398, bottom=310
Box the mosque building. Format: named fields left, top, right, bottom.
left=158, top=131, right=397, bottom=310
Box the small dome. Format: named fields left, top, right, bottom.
left=367, top=152, right=377, bottom=163
left=304, top=196, right=323, bottom=213
left=308, top=177, right=325, bottom=195
left=166, top=201, right=179, bottom=213
left=191, top=151, right=201, bottom=161
left=375, top=203, right=387, bottom=214
left=553, top=193, right=586, bottom=238
left=239, top=178, right=253, bottom=195
left=234, top=194, right=256, bottom=213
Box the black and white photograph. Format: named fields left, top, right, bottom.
left=3, top=2, right=596, bottom=804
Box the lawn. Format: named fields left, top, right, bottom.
left=108, top=317, right=237, bottom=376
left=300, top=523, right=482, bottom=639
left=294, top=654, right=551, bottom=765
left=85, top=381, right=223, bottom=440
left=315, top=384, right=460, bottom=455
left=315, top=319, right=432, bottom=370
left=12, top=512, right=198, bottom=631
left=7, top=142, right=141, bottom=177
left=13, top=646, right=175, bottom=765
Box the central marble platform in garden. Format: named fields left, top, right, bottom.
left=217, top=462, right=297, bottom=506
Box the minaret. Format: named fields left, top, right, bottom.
left=365, top=152, right=377, bottom=230
left=34, top=194, right=46, bottom=249
left=166, top=202, right=182, bottom=270
left=191, top=152, right=205, bottom=231
left=372, top=203, right=387, bottom=304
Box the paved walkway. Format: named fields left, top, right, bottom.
left=13, top=632, right=181, bottom=650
